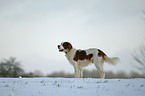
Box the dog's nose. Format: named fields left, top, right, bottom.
left=58, top=45, right=60, bottom=49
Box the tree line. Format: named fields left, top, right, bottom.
left=0, top=57, right=144, bottom=78
left=47, top=70, right=145, bottom=78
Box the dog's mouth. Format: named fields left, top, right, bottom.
left=58, top=45, right=63, bottom=52
left=59, top=49, right=64, bottom=52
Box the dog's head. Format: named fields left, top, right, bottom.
left=58, top=42, right=73, bottom=53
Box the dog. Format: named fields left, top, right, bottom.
left=58, top=42, right=119, bottom=78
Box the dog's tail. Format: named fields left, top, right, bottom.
left=105, top=56, right=120, bottom=65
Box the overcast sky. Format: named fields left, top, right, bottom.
left=0, top=0, right=145, bottom=75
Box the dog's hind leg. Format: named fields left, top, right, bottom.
left=95, top=63, right=105, bottom=78
left=99, top=62, right=105, bottom=78
left=94, top=59, right=105, bottom=79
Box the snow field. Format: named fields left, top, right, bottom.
left=0, top=78, right=145, bottom=96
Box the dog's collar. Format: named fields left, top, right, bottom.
left=65, top=48, right=76, bottom=55
left=65, top=49, right=71, bottom=54
left=65, top=48, right=73, bottom=54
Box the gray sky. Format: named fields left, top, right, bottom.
left=0, top=0, right=145, bottom=75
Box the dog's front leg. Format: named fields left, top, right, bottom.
left=74, top=63, right=80, bottom=78
left=80, top=68, right=83, bottom=78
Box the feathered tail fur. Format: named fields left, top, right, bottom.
left=105, top=57, right=120, bottom=65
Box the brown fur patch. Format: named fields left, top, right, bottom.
left=62, top=42, right=73, bottom=51
left=98, top=49, right=106, bottom=60
left=73, top=50, right=93, bottom=61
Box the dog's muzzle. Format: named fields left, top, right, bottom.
left=58, top=45, right=64, bottom=52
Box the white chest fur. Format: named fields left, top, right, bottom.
left=65, top=48, right=76, bottom=65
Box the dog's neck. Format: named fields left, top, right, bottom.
left=65, top=48, right=76, bottom=62
left=65, top=48, right=76, bottom=55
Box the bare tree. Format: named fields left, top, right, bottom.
left=132, top=46, right=145, bottom=74
left=132, top=10, right=145, bottom=74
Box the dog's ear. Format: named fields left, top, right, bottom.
left=68, top=43, right=72, bottom=51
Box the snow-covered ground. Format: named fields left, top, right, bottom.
left=0, top=78, right=145, bottom=96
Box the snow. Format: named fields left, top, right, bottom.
left=0, top=78, right=145, bottom=96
